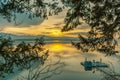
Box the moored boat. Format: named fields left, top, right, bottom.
left=81, top=58, right=108, bottom=68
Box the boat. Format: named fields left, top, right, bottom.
left=81, top=58, right=109, bottom=68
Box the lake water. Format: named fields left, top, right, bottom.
left=4, top=42, right=120, bottom=80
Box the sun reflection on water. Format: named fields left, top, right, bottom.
left=49, top=43, right=63, bottom=51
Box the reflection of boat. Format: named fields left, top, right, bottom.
left=81, top=58, right=108, bottom=70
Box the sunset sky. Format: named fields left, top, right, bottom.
left=0, top=10, right=90, bottom=40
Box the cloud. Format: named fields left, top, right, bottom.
left=0, top=13, right=44, bottom=28
left=0, top=9, right=90, bottom=40
left=76, top=24, right=90, bottom=30
left=45, top=27, right=61, bottom=30
left=65, top=32, right=87, bottom=35
left=53, top=22, right=64, bottom=26
left=41, top=32, right=51, bottom=35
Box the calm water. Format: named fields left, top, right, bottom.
left=5, top=42, right=120, bottom=80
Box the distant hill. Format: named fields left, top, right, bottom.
left=0, top=32, right=79, bottom=42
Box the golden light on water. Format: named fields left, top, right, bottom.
left=49, top=43, right=63, bottom=51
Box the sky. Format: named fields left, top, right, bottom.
left=0, top=9, right=90, bottom=40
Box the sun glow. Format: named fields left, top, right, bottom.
left=51, top=30, right=62, bottom=37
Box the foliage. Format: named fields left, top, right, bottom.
left=0, top=36, right=49, bottom=78
left=61, top=0, right=120, bottom=55
left=0, top=0, right=119, bottom=55
left=0, top=0, right=63, bottom=22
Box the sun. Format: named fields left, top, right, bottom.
left=51, top=30, right=62, bottom=37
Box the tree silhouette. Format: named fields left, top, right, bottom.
left=61, top=0, right=120, bottom=55
left=1, top=0, right=119, bottom=55
left=0, top=0, right=63, bottom=22
left=0, top=36, right=49, bottom=78
left=0, top=0, right=64, bottom=78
